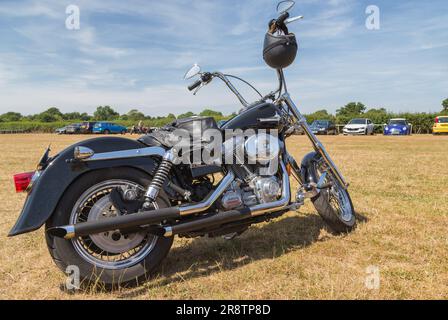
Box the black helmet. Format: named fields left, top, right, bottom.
left=263, top=32, right=298, bottom=69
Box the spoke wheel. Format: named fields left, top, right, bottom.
left=69, top=180, right=158, bottom=270
left=310, top=159, right=356, bottom=234
left=45, top=168, right=174, bottom=287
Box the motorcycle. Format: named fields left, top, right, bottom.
left=9, top=1, right=355, bottom=287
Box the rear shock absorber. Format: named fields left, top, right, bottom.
left=144, top=150, right=175, bottom=207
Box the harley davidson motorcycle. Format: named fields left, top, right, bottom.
left=9, top=1, right=355, bottom=287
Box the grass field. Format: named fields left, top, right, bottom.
left=0, top=133, right=447, bottom=300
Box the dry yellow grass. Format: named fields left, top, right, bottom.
left=0, top=133, right=447, bottom=299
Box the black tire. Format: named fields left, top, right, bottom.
left=45, top=168, right=173, bottom=288
left=121, top=130, right=127, bottom=135
left=103, top=129, right=110, bottom=134
left=309, top=161, right=356, bottom=234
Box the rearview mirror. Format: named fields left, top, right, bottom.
left=184, top=64, right=201, bottom=80
left=277, top=1, right=295, bottom=14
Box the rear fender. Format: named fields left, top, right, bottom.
left=8, top=137, right=163, bottom=237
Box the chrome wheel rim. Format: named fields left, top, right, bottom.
left=69, top=180, right=158, bottom=270
left=316, top=162, right=353, bottom=223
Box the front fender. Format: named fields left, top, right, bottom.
left=300, top=151, right=321, bottom=183
left=9, top=136, right=162, bottom=237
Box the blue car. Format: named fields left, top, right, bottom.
left=92, top=122, right=128, bottom=134
left=384, top=118, right=411, bottom=135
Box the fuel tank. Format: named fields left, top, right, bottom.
left=222, top=102, right=282, bottom=130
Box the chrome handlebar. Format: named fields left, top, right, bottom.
left=188, top=72, right=250, bottom=108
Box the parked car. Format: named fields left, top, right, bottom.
left=310, top=120, right=337, bottom=135
left=384, top=118, right=411, bottom=135
left=79, top=121, right=97, bottom=134
left=65, top=123, right=82, bottom=134
left=92, top=122, right=128, bottom=134
left=433, top=116, right=448, bottom=135
left=343, top=118, right=374, bottom=135
left=55, top=126, right=67, bottom=134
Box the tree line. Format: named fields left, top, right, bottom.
left=1, top=99, right=447, bottom=133
left=0, top=106, right=226, bottom=123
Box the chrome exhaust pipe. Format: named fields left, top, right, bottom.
left=162, top=162, right=291, bottom=237
left=47, top=171, right=235, bottom=239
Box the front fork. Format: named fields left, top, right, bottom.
left=280, top=93, right=349, bottom=190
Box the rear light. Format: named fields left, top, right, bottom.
left=13, top=172, right=34, bottom=193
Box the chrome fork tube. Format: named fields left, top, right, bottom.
left=280, top=93, right=349, bottom=188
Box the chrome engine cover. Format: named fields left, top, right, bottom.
left=244, top=133, right=280, bottom=163
left=252, top=176, right=281, bottom=203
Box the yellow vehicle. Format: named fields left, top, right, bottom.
left=433, top=116, right=448, bottom=134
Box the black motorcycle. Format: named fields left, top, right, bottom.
left=9, top=1, right=355, bottom=287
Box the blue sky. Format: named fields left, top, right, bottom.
left=0, top=0, right=447, bottom=116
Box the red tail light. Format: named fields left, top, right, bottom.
left=13, top=172, right=34, bottom=193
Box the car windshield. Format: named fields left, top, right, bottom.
left=349, top=119, right=366, bottom=125
left=311, top=120, right=328, bottom=127
left=438, top=117, right=448, bottom=123
left=389, top=120, right=407, bottom=126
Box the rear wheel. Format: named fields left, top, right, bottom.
left=45, top=168, right=173, bottom=288
left=309, top=159, right=356, bottom=234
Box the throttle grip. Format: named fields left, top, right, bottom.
left=188, top=80, right=202, bottom=91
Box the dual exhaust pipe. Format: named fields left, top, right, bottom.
left=47, top=163, right=291, bottom=240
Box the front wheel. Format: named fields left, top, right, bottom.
left=45, top=168, right=173, bottom=288
left=309, top=159, right=356, bottom=234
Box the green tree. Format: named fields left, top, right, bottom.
left=44, top=107, right=63, bottom=119
left=93, top=106, right=119, bottom=120
left=178, top=111, right=196, bottom=119
left=125, top=109, right=145, bottom=121
left=0, top=112, right=22, bottom=122
left=166, top=113, right=176, bottom=119
left=442, top=98, right=448, bottom=112
left=80, top=112, right=91, bottom=121
left=364, top=108, right=389, bottom=124
left=336, top=102, right=366, bottom=117
left=305, top=109, right=334, bottom=124
left=200, top=109, right=223, bottom=117
left=63, top=112, right=81, bottom=120
left=38, top=112, right=58, bottom=122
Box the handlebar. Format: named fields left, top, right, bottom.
left=186, top=72, right=250, bottom=107
left=188, top=80, right=202, bottom=91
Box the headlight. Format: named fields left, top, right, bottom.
left=402, top=127, right=407, bottom=131
left=385, top=126, right=389, bottom=130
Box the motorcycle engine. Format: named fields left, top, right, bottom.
left=221, top=175, right=281, bottom=210
left=220, top=132, right=282, bottom=210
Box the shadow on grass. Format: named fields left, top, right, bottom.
left=60, top=210, right=368, bottom=296
left=118, top=211, right=345, bottom=298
